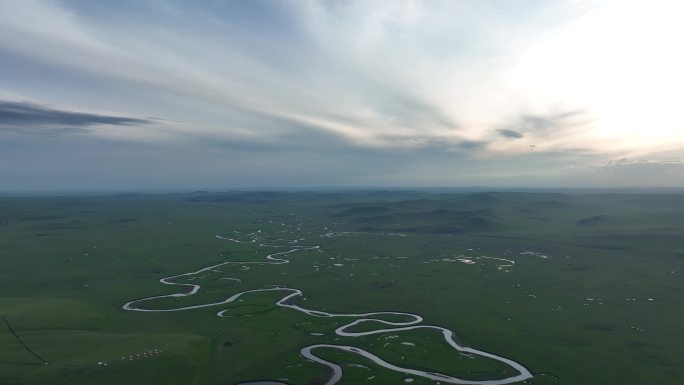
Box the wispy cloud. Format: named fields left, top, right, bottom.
left=0, top=0, right=567, bottom=149
left=515, top=110, right=588, bottom=135
left=1, top=0, right=683, bottom=189
left=604, top=158, right=684, bottom=167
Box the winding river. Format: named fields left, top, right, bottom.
left=122, top=231, right=533, bottom=385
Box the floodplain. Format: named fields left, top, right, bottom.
left=1, top=190, right=683, bottom=385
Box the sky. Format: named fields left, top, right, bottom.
left=1, top=0, right=684, bottom=191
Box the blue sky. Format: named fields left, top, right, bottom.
left=1, top=0, right=683, bottom=191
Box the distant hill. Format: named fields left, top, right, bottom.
left=528, top=199, right=572, bottom=209
left=389, top=199, right=446, bottom=211
left=342, top=207, right=497, bottom=234
left=333, top=206, right=395, bottom=217
left=577, top=215, right=610, bottom=226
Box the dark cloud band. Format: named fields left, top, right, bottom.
left=0, top=100, right=149, bottom=135
left=497, top=129, right=524, bottom=139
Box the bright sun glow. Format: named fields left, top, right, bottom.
left=508, top=0, right=684, bottom=154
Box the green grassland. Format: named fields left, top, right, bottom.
left=1, top=190, right=683, bottom=384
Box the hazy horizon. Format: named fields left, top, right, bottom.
left=4, top=186, right=684, bottom=196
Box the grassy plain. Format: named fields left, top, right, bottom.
left=1, top=190, right=683, bottom=384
